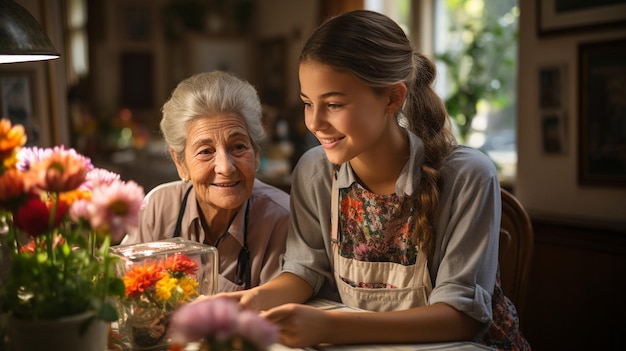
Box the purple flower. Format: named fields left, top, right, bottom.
left=168, top=297, right=278, bottom=350
left=169, top=297, right=239, bottom=343
left=237, top=310, right=278, bottom=349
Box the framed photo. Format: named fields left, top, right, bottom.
left=538, top=63, right=567, bottom=155
left=577, top=38, right=626, bottom=187
left=257, top=38, right=287, bottom=107
left=0, top=73, right=39, bottom=145
left=541, top=113, right=566, bottom=155
left=538, top=64, right=565, bottom=109
left=537, top=0, right=626, bottom=36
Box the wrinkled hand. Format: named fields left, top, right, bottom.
left=261, top=303, right=329, bottom=348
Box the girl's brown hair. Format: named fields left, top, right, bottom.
left=300, top=10, right=456, bottom=258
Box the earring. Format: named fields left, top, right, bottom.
left=181, top=177, right=187, bottom=183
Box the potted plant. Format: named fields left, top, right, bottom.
left=0, top=118, right=145, bottom=351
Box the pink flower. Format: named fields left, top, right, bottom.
left=68, top=198, right=90, bottom=222
left=237, top=310, right=278, bottom=349
left=16, top=146, right=48, bottom=171
left=169, top=297, right=240, bottom=344
left=82, top=168, right=121, bottom=190
left=26, top=146, right=93, bottom=192
left=87, top=179, right=144, bottom=243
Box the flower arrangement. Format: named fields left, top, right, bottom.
left=123, top=253, right=201, bottom=312
left=0, top=118, right=145, bottom=323
left=120, top=252, right=205, bottom=348
left=167, top=297, right=278, bottom=351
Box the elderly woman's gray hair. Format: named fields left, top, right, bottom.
left=160, top=71, right=266, bottom=163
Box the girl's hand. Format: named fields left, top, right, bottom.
left=261, top=303, right=330, bottom=348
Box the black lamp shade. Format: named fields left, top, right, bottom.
left=0, top=0, right=60, bottom=63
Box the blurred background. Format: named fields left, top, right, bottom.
left=1, top=2, right=626, bottom=349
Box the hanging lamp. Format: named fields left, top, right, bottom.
left=0, top=0, right=60, bottom=64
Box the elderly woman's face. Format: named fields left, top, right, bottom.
left=178, top=114, right=258, bottom=213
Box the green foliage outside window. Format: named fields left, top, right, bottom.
left=434, top=0, right=519, bottom=145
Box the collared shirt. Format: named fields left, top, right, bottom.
left=124, top=179, right=290, bottom=292
left=281, top=129, right=501, bottom=323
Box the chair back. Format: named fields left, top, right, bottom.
left=498, top=188, right=534, bottom=322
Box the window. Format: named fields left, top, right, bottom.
left=366, top=0, right=519, bottom=185
left=434, top=0, right=519, bottom=184
left=66, top=0, right=89, bottom=86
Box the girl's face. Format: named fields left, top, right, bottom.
left=173, top=114, right=258, bottom=217
left=299, top=60, right=394, bottom=165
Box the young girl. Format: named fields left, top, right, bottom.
left=223, top=10, right=530, bottom=350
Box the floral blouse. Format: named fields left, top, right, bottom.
left=337, top=182, right=417, bottom=288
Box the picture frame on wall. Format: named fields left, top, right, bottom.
left=538, top=64, right=565, bottom=109
left=537, top=0, right=626, bottom=36
left=537, top=63, right=567, bottom=155
left=577, top=38, right=626, bottom=187
left=0, top=72, right=39, bottom=145
left=541, top=113, right=566, bottom=155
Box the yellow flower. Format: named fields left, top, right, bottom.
left=178, top=276, right=199, bottom=301
left=155, top=275, right=178, bottom=302
left=0, top=118, right=26, bottom=169
left=59, top=188, right=91, bottom=206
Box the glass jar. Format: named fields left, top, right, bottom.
left=111, top=238, right=218, bottom=350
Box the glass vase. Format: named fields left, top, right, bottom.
left=111, top=238, right=218, bottom=350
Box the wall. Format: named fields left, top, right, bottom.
left=516, top=0, right=626, bottom=226
left=256, top=0, right=320, bottom=107
left=517, top=3, right=626, bottom=349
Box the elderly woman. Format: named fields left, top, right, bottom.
left=124, top=71, right=290, bottom=292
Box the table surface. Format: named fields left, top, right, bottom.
left=108, top=298, right=495, bottom=351
left=266, top=299, right=495, bottom=351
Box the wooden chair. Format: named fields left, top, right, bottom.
left=498, top=188, right=534, bottom=323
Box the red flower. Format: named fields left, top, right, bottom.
left=13, top=194, right=68, bottom=238
left=18, top=241, right=36, bottom=255
left=163, top=253, right=199, bottom=276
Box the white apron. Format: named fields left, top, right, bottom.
left=330, top=179, right=433, bottom=312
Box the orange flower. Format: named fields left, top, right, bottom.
left=123, top=261, right=166, bottom=298
left=0, top=168, right=26, bottom=207
left=162, top=253, right=199, bottom=276
left=18, top=234, right=66, bottom=255
left=0, top=118, right=26, bottom=169
left=0, top=118, right=26, bottom=155
left=59, top=188, right=91, bottom=206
